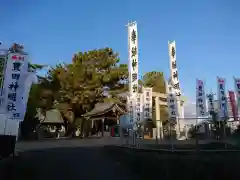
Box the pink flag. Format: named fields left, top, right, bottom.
left=229, top=91, right=238, bottom=121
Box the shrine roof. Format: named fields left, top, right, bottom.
left=83, top=102, right=126, bottom=117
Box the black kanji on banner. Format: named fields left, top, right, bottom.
left=131, top=30, right=136, bottom=44
left=171, top=47, right=175, bottom=58
left=8, top=82, right=19, bottom=92
left=131, top=47, right=137, bottom=57
left=8, top=92, right=17, bottom=101
left=7, top=102, right=16, bottom=111
left=132, top=59, right=137, bottom=70
left=145, top=108, right=150, bottom=112
left=132, top=84, right=137, bottom=93
left=176, top=92, right=181, bottom=96
left=12, top=62, right=21, bottom=71
left=198, top=104, right=203, bottom=109
left=132, top=73, right=137, bottom=82
left=173, top=71, right=178, bottom=79
left=173, top=83, right=180, bottom=89
left=172, top=61, right=177, bottom=69
left=221, top=91, right=225, bottom=96
left=219, top=84, right=224, bottom=90
left=12, top=113, right=20, bottom=118
left=12, top=73, right=20, bottom=80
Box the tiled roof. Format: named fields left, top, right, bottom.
left=83, top=102, right=125, bottom=117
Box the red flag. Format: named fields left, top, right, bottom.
left=229, top=91, right=238, bottom=121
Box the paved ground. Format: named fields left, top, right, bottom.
left=0, top=138, right=136, bottom=180
left=15, top=137, right=123, bottom=152
left=1, top=137, right=238, bottom=180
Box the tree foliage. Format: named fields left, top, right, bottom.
left=141, top=71, right=168, bottom=127
left=37, top=48, right=128, bottom=128
left=22, top=63, right=46, bottom=138
left=142, top=71, right=166, bottom=93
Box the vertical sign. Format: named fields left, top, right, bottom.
left=167, top=92, right=178, bottom=119
left=3, top=53, right=29, bottom=120
left=21, top=73, right=37, bottom=117
left=0, top=54, right=7, bottom=92
left=217, top=77, right=228, bottom=119
left=128, top=21, right=138, bottom=96
left=234, top=77, right=240, bottom=115
left=168, top=41, right=181, bottom=96
left=0, top=52, right=7, bottom=111
left=207, top=93, right=215, bottom=113
left=143, top=87, right=152, bottom=119
left=134, top=93, right=143, bottom=123
left=127, top=96, right=135, bottom=124
left=196, top=79, right=207, bottom=117
left=228, top=91, right=238, bottom=121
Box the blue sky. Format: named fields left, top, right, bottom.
left=1, top=0, right=240, bottom=100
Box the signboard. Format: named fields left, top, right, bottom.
left=127, top=96, right=135, bottom=125
left=168, top=41, right=181, bottom=96
left=128, top=22, right=139, bottom=96
left=217, top=77, right=228, bottom=119
left=134, top=93, right=143, bottom=123
left=0, top=53, right=7, bottom=112
left=229, top=91, right=238, bottom=121
left=234, top=77, right=240, bottom=114
left=207, top=93, right=215, bottom=113
left=143, top=87, right=152, bottom=119
left=167, top=92, right=178, bottom=119
left=196, top=79, right=207, bottom=116
left=2, top=53, right=29, bottom=120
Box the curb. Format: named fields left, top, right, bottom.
left=105, top=145, right=240, bottom=153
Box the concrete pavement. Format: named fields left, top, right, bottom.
left=0, top=138, right=137, bottom=180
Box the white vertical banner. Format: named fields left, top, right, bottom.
left=127, top=96, right=135, bottom=125
left=134, top=93, right=144, bottom=124
left=0, top=53, right=7, bottom=113
left=234, top=77, right=240, bottom=113
left=128, top=21, right=138, bottom=96
left=217, top=77, right=228, bottom=119
left=143, top=87, right=152, bottom=120
left=196, top=79, right=207, bottom=117
left=3, top=53, right=29, bottom=120
left=16, top=72, right=37, bottom=119
left=168, top=41, right=181, bottom=96
left=167, top=92, right=178, bottom=119
left=207, top=93, right=215, bottom=113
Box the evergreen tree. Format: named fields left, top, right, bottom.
left=36, top=48, right=128, bottom=135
